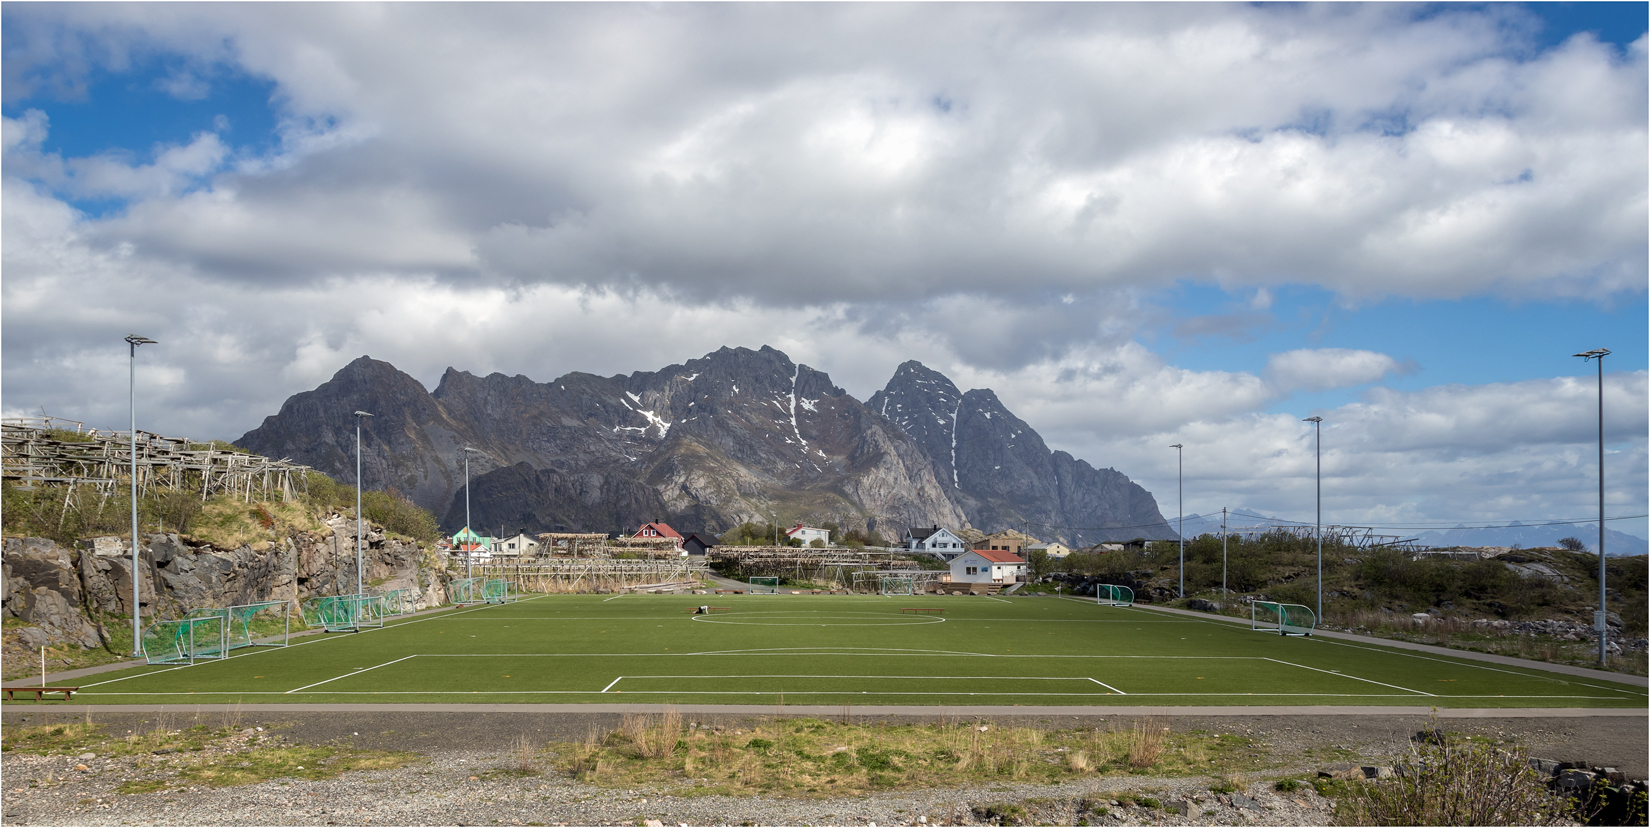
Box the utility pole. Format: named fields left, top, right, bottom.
left=1574, top=348, right=1610, bottom=665
left=1222, top=506, right=1228, bottom=606
left=1171, top=443, right=1184, bottom=599
left=125, top=334, right=156, bottom=656
left=463, top=447, right=481, bottom=579
left=353, top=411, right=373, bottom=611
left=1303, top=417, right=1323, bottom=623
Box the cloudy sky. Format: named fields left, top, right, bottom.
left=4, top=3, right=1646, bottom=542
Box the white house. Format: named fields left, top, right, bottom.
left=949, top=549, right=1027, bottom=584
left=905, top=526, right=970, bottom=559
left=1026, top=541, right=1071, bottom=559
left=784, top=524, right=831, bottom=546
left=492, top=532, right=540, bottom=557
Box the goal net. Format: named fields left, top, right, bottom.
left=185, top=601, right=291, bottom=650
left=1251, top=601, right=1315, bottom=636
left=142, top=616, right=228, bottom=664
left=1095, top=584, right=1134, bottom=607
left=879, top=576, right=915, bottom=596
left=377, top=588, right=416, bottom=616
left=748, top=576, right=781, bottom=594
left=483, top=578, right=516, bottom=604
left=449, top=577, right=484, bottom=604
left=301, top=594, right=386, bottom=632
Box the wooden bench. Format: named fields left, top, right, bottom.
left=900, top=608, right=945, bottom=615
left=2, top=687, right=79, bottom=701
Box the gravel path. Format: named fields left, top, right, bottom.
left=3, top=710, right=1643, bottom=826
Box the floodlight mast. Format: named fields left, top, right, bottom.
left=1574, top=348, right=1610, bottom=665
left=1170, top=444, right=1183, bottom=598
left=463, top=447, right=482, bottom=579
left=1303, top=417, right=1323, bottom=622
left=354, top=411, right=372, bottom=615
left=125, top=334, right=156, bottom=656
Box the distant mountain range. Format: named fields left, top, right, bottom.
left=1171, top=510, right=1647, bottom=557
left=236, top=346, right=1173, bottom=544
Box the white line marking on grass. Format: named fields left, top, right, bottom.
left=1086, top=677, right=1127, bottom=694
left=78, top=664, right=193, bottom=688
left=285, top=654, right=420, bottom=694
left=603, top=594, right=627, bottom=602
left=75, top=690, right=1632, bottom=700
left=601, top=677, right=623, bottom=693
left=1262, top=657, right=1434, bottom=696
left=1312, top=638, right=1650, bottom=697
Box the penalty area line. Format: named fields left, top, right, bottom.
left=1086, top=677, right=1127, bottom=694
left=285, top=654, right=420, bottom=694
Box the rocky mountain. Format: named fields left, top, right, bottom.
left=868, top=361, right=1172, bottom=545
left=237, top=346, right=1167, bottom=544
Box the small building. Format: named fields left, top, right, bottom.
left=950, top=549, right=1027, bottom=584
left=976, top=529, right=1038, bottom=556
left=904, top=526, right=970, bottom=559
left=681, top=532, right=718, bottom=556
left=633, top=521, right=684, bottom=550
left=784, top=524, right=831, bottom=546
left=1026, top=541, right=1071, bottom=559
left=491, top=532, right=540, bottom=557
left=452, top=527, right=493, bottom=561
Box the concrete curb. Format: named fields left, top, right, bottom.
left=3, top=703, right=1645, bottom=716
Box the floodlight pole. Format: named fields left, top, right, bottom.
left=771, top=511, right=777, bottom=546
left=1303, top=416, right=1323, bottom=622
left=1575, top=348, right=1610, bottom=665
left=125, top=334, right=156, bottom=656
left=463, top=447, right=481, bottom=580
left=1171, top=444, right=1183, bottom=599
left=1222, top=506, right=1228, bottom=605
left=354, top=411, right=372, bottom=602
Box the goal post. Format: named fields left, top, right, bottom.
left=301, top=594, right=386, bottom=632
left=748, top=576, right=781, bottom=594
left=1095, top=584, right=1134, bottom=607
left=195, top=600, right=292, bottom=649
left=879, top=576, right=915, bottom=596
left=376, top=588, right=415, bottom=616
left=449, top=577, right=484, bottom=605
left=1251, top=600, right=1315, bottom=636
left=142, top=616, right=228, bottom=664
left=483, top=578, right=516, bottom=604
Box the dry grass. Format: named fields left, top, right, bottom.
left=546, top=715, right=1254, bottom=798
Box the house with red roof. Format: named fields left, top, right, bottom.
left=949, top=548, right=1027, bottom=584
left=633, top=521, right=684, bottom=550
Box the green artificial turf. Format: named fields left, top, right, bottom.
left=54, top=594, right=1648, bottom=707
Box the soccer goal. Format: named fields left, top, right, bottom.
left=377, top=588, right=416, bottom=616
left=302, top=594, right=386, bottom=632
left=748, top=576, right=781, bottom=594
left=1252, top=601, right=1316, bottom=636
left=449, top=577, right=484, bottom=604
left=142, top=616, right=229, bottom=664
left=1095, top=584, right=1134, bottom=607
left=186, top=601, right=292, bottom=650
left=483, top=578, right=517, bottom=604
left=879, top=576, right=915, bottom=596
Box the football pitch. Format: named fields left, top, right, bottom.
left=68, top=594, right=1646, bottom=707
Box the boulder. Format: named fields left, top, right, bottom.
left=1187, top=598, right=1220, bottom=612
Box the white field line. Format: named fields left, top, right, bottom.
left=1086, top=677, right=1127, bottom=694
left=602, top=594, right=627, bottom=602
left=72, top=690, right=1623, bottom=699
left=1312, top=637, right=1650, bottom=697
left=1262, top=657, right=1435, bottom=697
left=610, top=674, right=1117, bottom=681
left=600, top=677, right=624, bottom=693
left=285, top=654, right=420, bottom=694
left=78, top=664, right=193, bottom=689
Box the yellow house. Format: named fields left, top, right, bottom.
left=1027, top=542, right=1070, bottom=559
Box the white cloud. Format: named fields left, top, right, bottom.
left=1266, top=348, right=1412, bottom=392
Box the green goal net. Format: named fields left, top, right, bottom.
left=449, top=577, right=484, bottom=604
left=1095, top=584, right=1134, bottom=607
left=142, top=616, right=228, bottom=664
left=301, top=594, right=386, bottom=632
left=748, top=576, right=780, bottom=594
left=483, top=578, right=516, bottom=604
left=377, top=588, right=416, bottom=616
left=1251, top=601, right=1315, bottom=636
left=185, top=601, right=292, bottom=650
left=879, top=576, right=915, bottom=596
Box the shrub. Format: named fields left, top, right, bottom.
left=1335, top=730, right=1566, bottom=825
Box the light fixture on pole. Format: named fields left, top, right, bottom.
left=1574, top=347, right=1610, bottom=665
left=1303, top=416, right=1323, bottom=622
left=1170, top=443, right=1184, bottom=599
left=353, top=411, right=372, bottom=610
left=125, top=334, right=156, bottom=656
left=463, top=446, right=482, bottom=580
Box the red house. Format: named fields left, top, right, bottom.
left=633, top=521, right=684, bottom=550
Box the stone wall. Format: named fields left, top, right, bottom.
left=2, top=518, right=448, bottom=655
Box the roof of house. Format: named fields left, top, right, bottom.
left=906, top=526, right=946, bottom=541
left=967, top=549, right=1026, bottom=564
left=634, top=522, right=682, bottom=539
left=784, top=524, right=826, bottom=537
left=680, top=532, right=718, bottom=547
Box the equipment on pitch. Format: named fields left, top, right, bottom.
left=449, top=577, right=484, bottom=604
left=301, top=594, right=386, bottom=632
left=1251, top=600, right=1315, bottom=636
left=879, top=576, right=915, bottom=596
left=1095, top=584, right=1134, bottom=607
left=748, top=576, right=781, bottom=594
left=483, top=578, right=516, bottom=604
left=184, top=601, right=292, bottom=650
left=377, top=588, right=416, bottom=616
left=142, top=616, right=228, bottom=664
